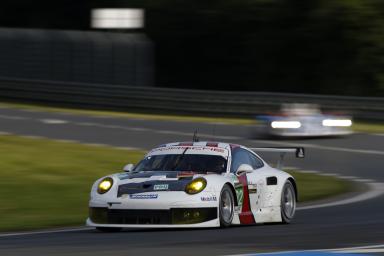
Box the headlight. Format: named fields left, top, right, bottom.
left=97, top=177, right=114, bottom=194
left=185, top=178, right=207, bottom=195
left=271, top=121, right=301, bottom=129
left=322, top=119, right=352, bottom=127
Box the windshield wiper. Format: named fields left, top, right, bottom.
left=171, top=147, right=189, bottom=171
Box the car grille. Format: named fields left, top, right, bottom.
left=89, top=207, right=217, bottom=225
left=117, top=180, right=191, bottom=197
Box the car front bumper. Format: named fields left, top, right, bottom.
left=87, top=207, right=219, bottom=228
left=87, top=191, right=220, bottom=228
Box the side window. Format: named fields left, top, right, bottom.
left=248, top=152, right=264, bottom=169
left=230, top=148, right=253, bottom=173
left=230, top=148, right=264, bottom=172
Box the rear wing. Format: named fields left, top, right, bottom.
left=250, top=147, right=305, bottom=169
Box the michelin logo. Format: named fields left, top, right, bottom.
left=129, top=194, right=158, bottom=199
left=201, top=196, right=217, bottom=201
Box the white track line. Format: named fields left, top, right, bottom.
left=22, top=135, right=44, bottom=140
left=0, top=114, right=28, bottom=120
left=0, top=227, right=93, bottom=238
left=339, top=176, right=359, bottom=180
left=231, top=244, right=384, bottom=255
left=0, top=131, right=145, bottom=151
left=39, top=119, right=69, bottom=124
left=354, top=178, right=375, bottom=183
left=297, top=182, right=384, bottom=210
left=295, top=170, right=319, bottom=174
left=330, top=244, right=384, bottom=254
left=334, top=248, right=384, bottom=253
left=318, top=172, right=339, bottom=177
left=54, top=139, right=79, bottom=144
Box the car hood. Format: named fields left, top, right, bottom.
left=113, top=171, right=212, bottom=196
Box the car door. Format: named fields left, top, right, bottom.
left=244, top=150, right=267, bottom=212
left=230, top=148, right=266, bottom=224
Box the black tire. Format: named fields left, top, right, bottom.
left=280, top=180, right=296, bottom=224
left=96, top=227, right=122, bottom=232
left=219, top=184, right=235, bottom=227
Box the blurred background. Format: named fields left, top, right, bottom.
left=0, top=0, right=384, bottom=96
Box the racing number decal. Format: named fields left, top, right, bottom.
left=237, top=174, right=256, bottom=224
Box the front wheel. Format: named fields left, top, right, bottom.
left=219, top=184, right=235, bottom=227
left=281, top=180, right=296, bottom=223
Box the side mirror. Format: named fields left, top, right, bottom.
left=235, top=164, right=253, bottom=176
left=123, top=163, right=134, bottom=172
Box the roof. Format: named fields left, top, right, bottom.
left=159, top=141, right=235, bottom=150
left=147, top=141, right=239, bottom=157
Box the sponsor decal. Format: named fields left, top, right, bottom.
left=129, top=194, right=158, bottom=199
left=235, top=186, right=244, bottom=205
left=248, top=184, right=257, bottom=194
left=201, top=196, right=217, bottom=201
left=153, top=184, right=169, bottom=190
left=249, top=188, right=257, bottom=194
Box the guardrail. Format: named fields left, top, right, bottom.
left=0, top=76, right=383, bottom=121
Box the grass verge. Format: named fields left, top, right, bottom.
left=0, top=135, right=355, bottom=231
left=286, top=171, right=354, bottom=202
left=352, top=122, right=384, bottom=134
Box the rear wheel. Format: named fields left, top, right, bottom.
left=96, top=227, right=122, bottom=232
left=219, top=184, right=235, bottom=227
left=281, top=180, right=296, bottom=223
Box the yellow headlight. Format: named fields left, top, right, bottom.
left=97, top=177, right=113, bottom=194
left=185, top=178, right=207, bottom=195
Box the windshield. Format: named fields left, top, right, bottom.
left=133, top=154, right=227, bottom=174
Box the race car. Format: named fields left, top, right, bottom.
left=87, top=141, right=303, bottom=231
left=256, top=103, right=353, bottom=138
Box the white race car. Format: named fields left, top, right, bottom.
left=87, top=141, right=303, bottom=231
left=256, top=104, right=353, bottom=138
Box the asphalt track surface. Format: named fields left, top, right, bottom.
left=0, top=106, right=383, bottom=256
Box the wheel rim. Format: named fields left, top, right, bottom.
left=283, top=184, right=296, bottom=219
left=220, top=189, right=234, bottom=223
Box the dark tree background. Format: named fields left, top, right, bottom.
left=1, top=0, right=383, bottom=96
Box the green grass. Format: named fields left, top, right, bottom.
left=286, top=171, right=354, bottom=202
left=0, top=135, right=354, bottom=231
left=352, top=122, right=384, bottom=133
left=0, top=135, right=145, bottom=231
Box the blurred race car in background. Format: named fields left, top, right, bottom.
left=256, top=104, right=353, bottom=138
left=87, top=141, right=303, bottom=231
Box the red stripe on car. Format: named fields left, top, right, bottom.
left=206, top=142, right=218, bottom=147
left=238, top=174, right=256, bottom=224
